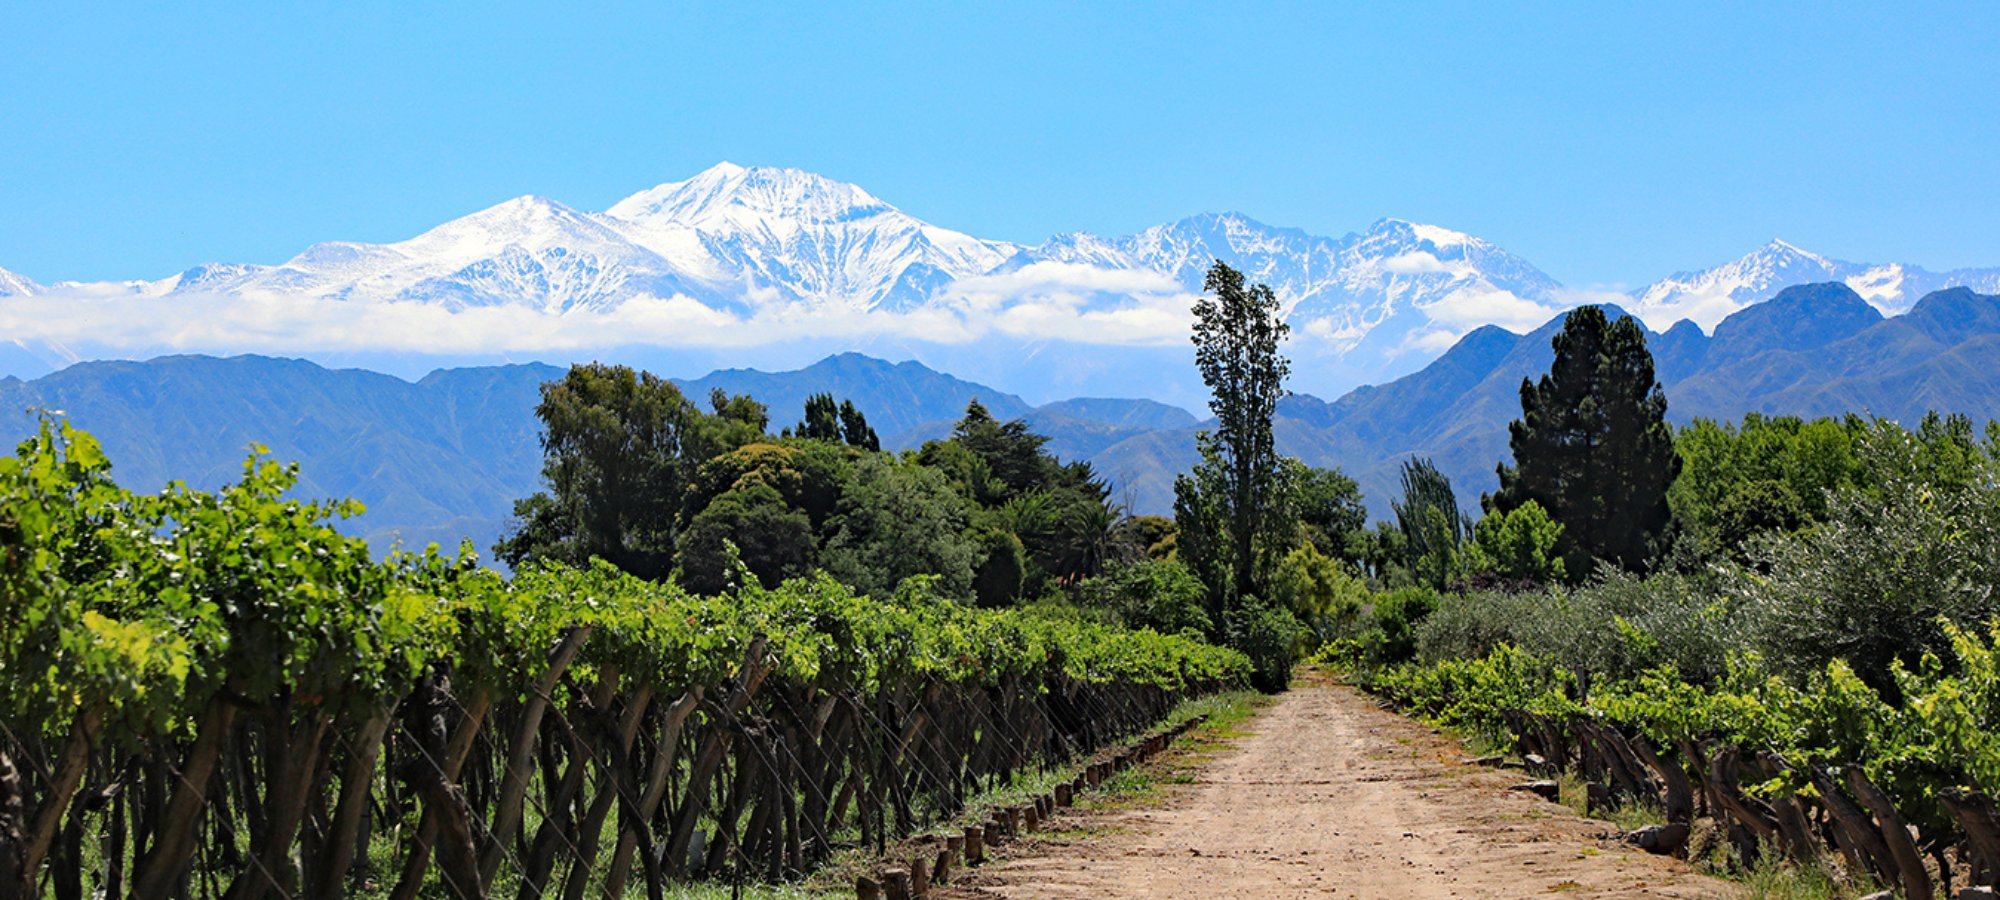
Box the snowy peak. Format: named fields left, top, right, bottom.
left=1006, top=210, right=1564, bottom=356
left=404, top=194, right=627, bottom=257
left=603, top=163, right=1016, bottom=309
left=0, top=266, right=38, bottom=297
left=1631, top=238, right=2000, bottom=330
left=608, top=162, right=897, bottom=228
left=1364, top=217, right=1480, bottom=249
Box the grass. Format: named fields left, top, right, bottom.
left=1551, top=774, right=1669, bottom=832
left=1724, top=853, right=1866, bottom=900
left=1676, top=821, right=1882, bottom=900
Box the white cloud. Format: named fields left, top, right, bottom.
left=1416, top=285, right=1568, bottom=332
left=1381, top=251, right=1449, bottom=275
left=1630, top=291, right=1742, bottom=332
left=0, top=268, right=1205, bottom=357
left=1549, top=285, right=1633, bottom=307
left=1399, top=328, right=1467, bottom=355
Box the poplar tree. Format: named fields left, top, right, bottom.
left=1174, top=260, right=1291, bottom=609
left=1391, top=457, right=1468, bottom=590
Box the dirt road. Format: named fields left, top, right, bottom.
left=946, top=674, right=1729, bottom=899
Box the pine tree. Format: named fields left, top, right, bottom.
left=1491, top=306, right=1679, bottom=574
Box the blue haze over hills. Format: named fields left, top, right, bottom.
left=4, top=283, right=1997, bottom=559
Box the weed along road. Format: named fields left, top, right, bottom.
left=945, top=673, right=1727, bottom=899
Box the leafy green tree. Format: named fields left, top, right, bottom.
left=1461, top=499, right=1567, bottom=585
left=1391, top=458, right=1468, bottom=591
left=1269, top=543, right=1369, bottom=641
left=1174, top=437, right=1236, bottom=627
left=1744, top=423, right=2000, bottom=693
left=1282, top=459, right=1368, bottom=563
left=1225, top=598, right=1307, bottom=693
left=919, top=400, right=1124, bottom=595
left=1365, top=586, right=1439, bottom=666
left=838, top=399, right=881, bottom=452
left=915, top=438, right=1006, bottom=506
left=1120, top=515, right=1178, bottom=560
left=676, top=484, right=816, bottom=594
left=682, top=441, right=854, bottom=533
left=1175, top=260, right=1291, bottom=627
left=1078, top=559, right=1214, bottom=635
left=1356, top=521, right=1409, bottom=587
left=791, top=392, right=844, bottom=443
left=1052, top=499, right=1128, bottom=584
left=697, top=388, right=771, bottom=457
left=1713, top=479, right=1805, bottom=553
left=939, top=400, right=1052, bottom=498
left=822, top=456, right=979, bottom=599
left=1669, top=414, right=1861, bottom=560
left=498, top=364, right=709, bottom=579
left=1491, top=306, right=1679, bottom=575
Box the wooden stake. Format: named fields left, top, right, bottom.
left=884, top=868, right=912, bottom=900
left=963, top=825, right=985, bottom=864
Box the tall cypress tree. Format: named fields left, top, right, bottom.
left=1491, top=306, right=1679, bottom=575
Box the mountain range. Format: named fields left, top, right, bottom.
left=5, top=282, right=1997, bottom=559
left=5, top=163, right=1999, bottom=402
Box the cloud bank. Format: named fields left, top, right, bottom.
left=0, top=274, right=1209, bottom=357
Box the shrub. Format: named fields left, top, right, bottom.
left=1462, top=500, right=1566, bottom=585
left=1364, top=586, right=1439, bottom=666
left=1078, top=558, right=1212, bottom=636
left=1269, top=543, right=1369, bottom=642
left=1742, top=427, right=2000, bottom=693
left=1226, top=596, right=1308, bottom=692
left=1414, top=571, right=1740, bottom=686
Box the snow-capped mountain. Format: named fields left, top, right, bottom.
left=71, top=163, right=1569, bottom=365
left=0, top=266, right=37, bottom=297
left=1013, top=213, right=1563, bottom=353
left=608, top=162, right=1018, bottom=310
left=1633, top=239, right=2000, bottom=329
left=155, top=194, right=701, bottom=313
left=147, top=163, right=1021, bottom=314
left=5, top=162, right=1999, bottom=398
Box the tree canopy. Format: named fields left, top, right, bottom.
left=1490, top=306, right=1679, bottom=575
left=496, top=363, right=758, bottom=579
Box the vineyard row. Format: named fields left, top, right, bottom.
left=0, top=422, right=1251, bottom=899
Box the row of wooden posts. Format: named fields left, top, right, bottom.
left=853, top=716, right=1206, bottom=899
left=1499, top=710, right=2000, bottom=898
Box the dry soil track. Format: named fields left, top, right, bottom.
left=943, top=673, right=1730, bottom=899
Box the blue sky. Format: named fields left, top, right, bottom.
left=3, top=2, right=1995, bottom=287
